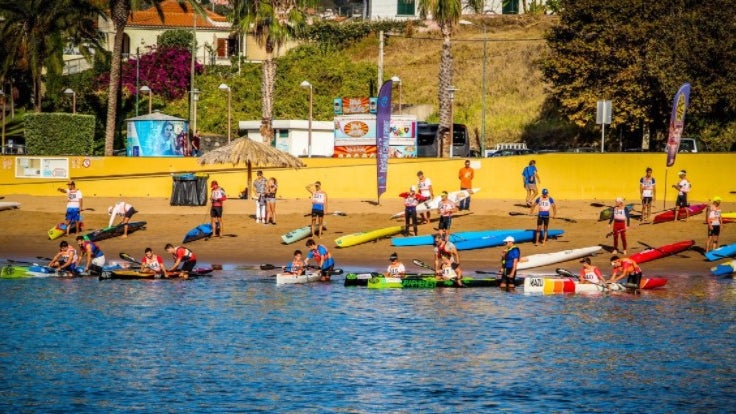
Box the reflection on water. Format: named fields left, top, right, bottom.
left=1, top=271, right=735, bottom=412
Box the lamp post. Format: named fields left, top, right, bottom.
left=63, top=88, right=76, bottom=114
left=218, top=83, right=232, bottom=144
left=191, top=88, right=199, bottom=151
left=447, top=85, right=458, bottom=158
left=391, top=75, right=402, bottom=114
left=0, top=90, right=5, bottom=150
left=139, top=85, right=152, bottom=114
left=300, top=80, right=313, bottom=158
left=460, top=20, right=487, bottom=156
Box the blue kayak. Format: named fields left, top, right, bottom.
left=705, top=242, right=736, bottom=262
left=183, top=223, right=213, bottom=243
left=391, top=229, right=528, bottom=247
left=454, top=229, right=564, bottom=251
left=710, top=260, right=735, bottom=277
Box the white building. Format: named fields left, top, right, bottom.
left=239, top=120, right=336, bottom=158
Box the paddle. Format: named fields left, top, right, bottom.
left=412, top=258, right=435, bottom=271
left=82, top=207, right=95, bottom=212
left=557, top=267, right=609, bottom=291
left=5, top=258, right=37, bottom=265
left=119, top=252, right=142, bottom=265
left=260, top=263, right=343, bottom=275
left=590, top=202, right=610, bottom=208
left=302, top=211, right=348, bottom=217
left=508, top=211, right=578, bottom=223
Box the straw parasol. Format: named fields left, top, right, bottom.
left=198, top=137, right=305, bottom=196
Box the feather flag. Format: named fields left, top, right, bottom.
left=665, top=83, right=691, bottom=167
left=376, top=80, right=393, bottom=202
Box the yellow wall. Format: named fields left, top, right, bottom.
left=1, top=153, right=734, bottom=203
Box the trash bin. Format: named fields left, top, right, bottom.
left=170, top=173, right=209, bottom=206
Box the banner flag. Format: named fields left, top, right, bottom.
left=665, top=83, right=691, bottom=167
left=376, top=80, right=393, bottom=202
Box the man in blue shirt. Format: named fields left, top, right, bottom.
left=522, top=160, right=540, bottom=207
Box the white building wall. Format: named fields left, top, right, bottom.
left=239, top=120, right=335, bottom=157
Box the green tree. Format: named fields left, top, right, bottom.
left=232, top=0, right=314, bottom=144
left=158, top=29, right=195, bottom=49
left=418, top=0, right=462, bottom=157
left=101, top=0, right=202, bottom=156
left=0, top=0, right=104, bottom=111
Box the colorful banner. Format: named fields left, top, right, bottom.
left=665, top=83, right=691, bottom=167
left=127, top=119, right=189, bottom=156
left=333, top=145, right=417, bottom=159
left=376, top=80, right=392, bottom=201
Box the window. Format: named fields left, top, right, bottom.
left=397, top=0, right=416, bottom=16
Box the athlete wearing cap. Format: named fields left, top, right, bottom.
left=672, top=170, right=691, bottom=221
left=210, top=180, right=227, bottom=237
left=57, top=180, right=83, bottom=237
left=608, top=197, right=631, bottom=255
left=706, top=196, right=723, bottom=252
left=385, top=252, right=406, bottom=278
left=500, top=236, right=520, bottom=289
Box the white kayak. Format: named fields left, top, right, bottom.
left=0, top=201, right=21, bottom=211
left=276, top=271, right=321, bottom=285
left=391, top=188, right=480, bottom=219
left=517, top=246, right=602, bottom=270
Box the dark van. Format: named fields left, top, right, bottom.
left=416, top=122, right=472, bottom=157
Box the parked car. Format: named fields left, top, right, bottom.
left=488, top=148, right=536, bottom=157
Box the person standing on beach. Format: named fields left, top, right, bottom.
left=57, top=180, right=83, bottom=237
left=706, top=196, right=723, bottom=252
left=107, top=201, right=138, bottom=238
left=458, top=160, right=474, bottom=211
left=437, top=191, right=457, bottom=232
left=530, top=188, right=557, bottom=245
left=400, top=186, right=425, bottom=236
left=210, top=180, right=227, bottom=237
left=306, top=181, right=327, bottom=238
left=639, top=167, right=656, bottom=223
left=500, top=236, right=520, bottom=289
left=672, top=170, right=692, bottom=221
left=165, top=244, right=197, bottom=274
left=305, top=239, right=335, bottom=282
left=608, top=197, right=631, bottom=255
left=417, top=171, right=434, bottom=224
left=251, top=171, right=268, bottom=223
left=76, top=236, right=105, bottom=274
left=265, top=177, right=278, bottom=225
left=522, top=160, right=540, bottom=207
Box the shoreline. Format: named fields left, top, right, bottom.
left=0, top=194, right=731, bottom=277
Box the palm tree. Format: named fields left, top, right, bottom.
left=0, top=0, right=105, bottom=111
left=417, top=0, right=462, bottom=157
left=102, top=0, right=202, bottom=156
left=232, top=0, right=312, bottom=144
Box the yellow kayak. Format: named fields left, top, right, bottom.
left=722, top=212, right=736, bottom=219
left=334, top=225, right=403, bottom=248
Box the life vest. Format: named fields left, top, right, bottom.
left=501, top=246, right=520, bottom=268
left=82, top=241, right=104, bottom=258
left=175, top=246, right=195, bottom=262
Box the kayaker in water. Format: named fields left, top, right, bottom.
left=165, top=244, right=197, bottom=277
left=608, top=197, right=631, bottom=255
left=500, top=236, right=520, bottom=289
left=283, top=250, right=305, bottom=276
left=141, top=247, right=168, bottom=278
left=672, top=170, right=691, bottom=222
left=305, top=239, right=334, bottom=282
left=438, top=251, right=463, bottom=287
left=433, top=233, right=460, bottom=273
left=48, top=240, right=79, bottom=275
left=579, top=257, right=606, bottom=284
left=385, top=252, right=406, bottom=278
left=530, top=188, right=557, bottom=246
left=609, top=255, right=642, bottom=288
left=76, top=236, right=105, bottom=274
left=706, top=196, right=722, bottom=252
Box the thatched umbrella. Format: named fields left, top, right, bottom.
left=198, top=137, right=305, bottom=197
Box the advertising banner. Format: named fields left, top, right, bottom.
left=127, top=119, right=190, bottom=156
left=665, top=83, right=691, bottom=167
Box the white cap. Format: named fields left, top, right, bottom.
left=615, top=197, right=623, bottom=203
left=107, top=206, right=113, bottom=215
left=410, top=185, right=417, bottom=192
left=503, top=236, right=515, bottom=243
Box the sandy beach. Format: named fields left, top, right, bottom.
left=1, top=194, right=731, bottom=276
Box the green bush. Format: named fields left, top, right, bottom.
left=24, top=113, right=95, bottom=155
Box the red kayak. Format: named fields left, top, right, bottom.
left=629, top=240, right=695, bottom=264
left=639, top=278, right=668, bottom=289
left=653, top=203, right=708, bottom=224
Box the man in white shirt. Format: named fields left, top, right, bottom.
left=57, top=180, right=83, bottom=236
left=107, top=201, right=138, bottom=238
left=672, top=170, right=692, bottom=222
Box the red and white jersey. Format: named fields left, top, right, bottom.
left=143, top=255, right=164, bottom=272
left=66, top=189, right=83, bottom=209
left=708, top=207, right=721, bottom=226
left=579, top=266, right=604, bottom=284
left=612, top=207, right=627, bottom=221
left=404, top=193, right=420, bottom=207
left=439, top=200, right=456, bottom=217
left=417, top=178, right=432, bottom=197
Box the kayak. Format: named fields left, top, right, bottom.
left=276, top=271, right=321, bottom=285
left=599, top=204, right=634, bottom=221
left=391, top=229, right=527, bottom=247
left=344, top=272, right=433, bottom=286
left=1, top=264, right=57, bottom=279
left=517, top=246, right=602, bottom=270
left=48, top=220, right=84, bottom=240
left=653, top=203, right=708, bottom=224
left=335, top=225, right=403, bottom=248
left=390, top=188, right=481, bottom=219
left=705, top=242, right=736, bottom=262
left=454, top=229, right=564, bottom=251
left=362, top=274, right=525, bottom=289
left=710, top=260, right=736, bottom=277
left=723, top=212, right=736, bottom=219
left=628, top=240, right=694, bottom=264
left=0, top=201, right=21, bottom=211
left=99, top=267, right=213, bottom=280
left=281, top=226, right=312, bottom=245
left=183, top=223, right=213, bottom=243
left=523, top=276, right=668, bottom=294
left=83, top=221, right=146, bottom=242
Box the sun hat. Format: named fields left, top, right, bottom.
left=542, top=188, right=549, bottom=195
left=410, top=185, right=417, bottom=192
left=713, top=196, right=722, bottom=203
left=503, top=236, right=515, bottom=243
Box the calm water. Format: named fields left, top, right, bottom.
left=1, top=267, right=735, bottom=413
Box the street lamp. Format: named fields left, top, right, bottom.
left=218, top=83, right=232, bottom=144
left=63, top=88, right=76, bottom=114
left=139, top=85, right=152, bottom=114
left=447, top=85, right=458, bottom=158
left=300, top=80, right=313, bottom=158
left=0, top=90, right=5, bottom=150
left=460, top=20, right=487, bottom=156
left=191, top=88, right=199, bottom=152
left=391, top=75, right=402, bottom=115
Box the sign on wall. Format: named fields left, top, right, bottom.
left=15, top=157, right=69, bottom=179
left=127, top=120, right=189, bottom=156
left=333, top=115, right=418, bottom=158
